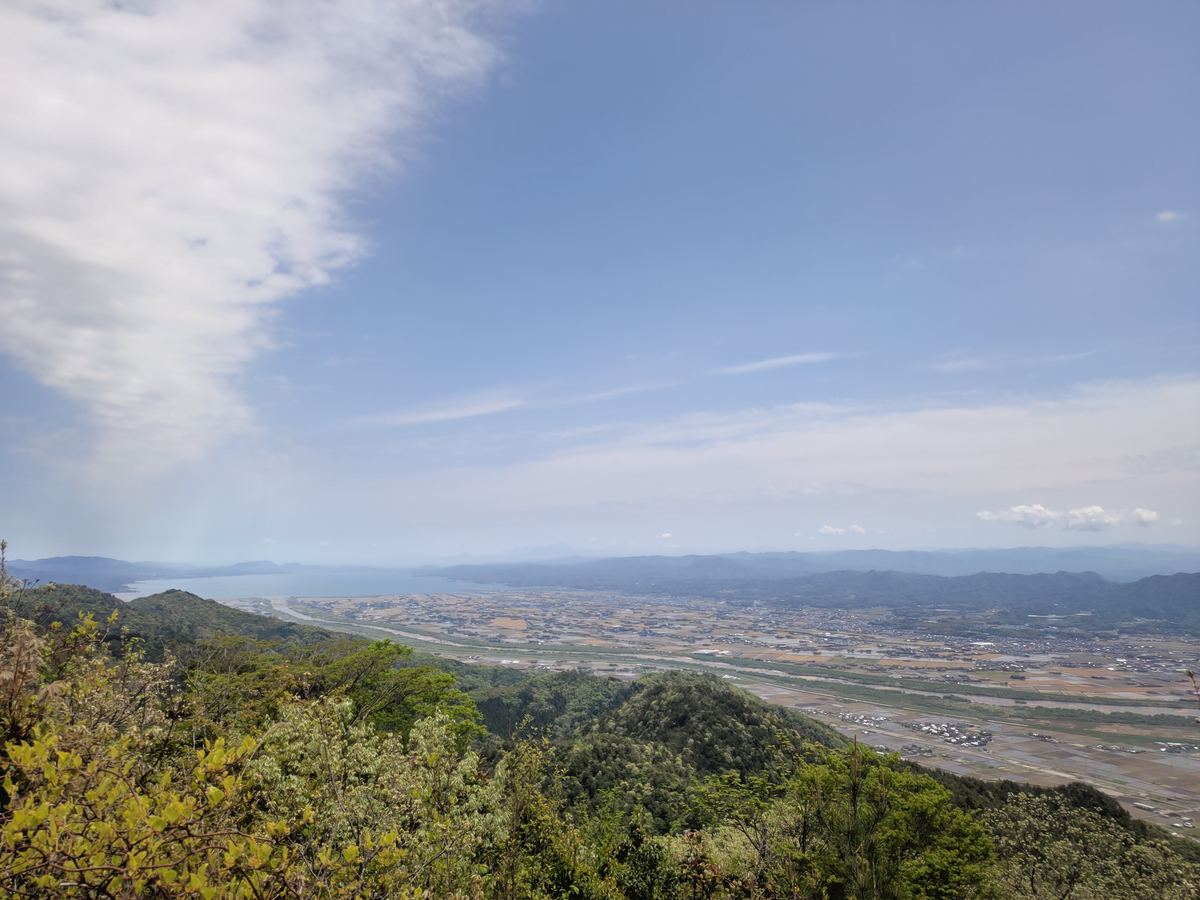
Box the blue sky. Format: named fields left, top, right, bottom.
left=1, top=1, right=1197, bottom=562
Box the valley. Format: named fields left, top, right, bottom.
left=222, top=586, right=1200, bottom=839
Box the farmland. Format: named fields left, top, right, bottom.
left=224, top=587, right=1200, bottom=838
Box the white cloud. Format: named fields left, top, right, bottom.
left=1156, top=210, right=1186, bottom=223
left=818, top=523, right=866, bottom=536
left=977, top=503, right=1161, bottom=531
left=975, top=504, right=1060, bottom=528
left=0, top=0, right=503, bottom=470
left=658, top=532, right=673, bottom=539
left=1130, top=507, right=1160, bottom=526
left=716, top=352, right=842, bottom=376
left=1062, top=506, right=1124, bottom=531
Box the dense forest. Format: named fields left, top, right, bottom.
left=1, top=555, right=1197, bottom=897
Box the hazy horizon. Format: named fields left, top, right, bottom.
left=10, top=541, right=1200, bottom=572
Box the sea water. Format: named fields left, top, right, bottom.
left=115, top=569, right=502, bottom=601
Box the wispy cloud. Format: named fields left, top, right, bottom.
left=716, top=352, right=842, bottom=376
left=73, top=375, right=1196, bottom=555
left=976, top=504, right=1160, bottom=531
left=347, top=379, right=680, bottom=430
left=929, top=354, right=994, bottom=374
left=348, top=393, right=526, bottom=428
left=931, top=350, right=1092, bottom=374
left=0, top=0, right=505, bottom=471
left=352, top=377, right=1198, bottom=543
left=552, top=380, right=682, bottom=405
left=1156, top=210, right=1187, bottom=224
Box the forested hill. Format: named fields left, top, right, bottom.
left=8, top=582, right=333, bottom=658
left=2, top=580, right=1198, bottom=896
left=429, top=559, right=1200, bottom=631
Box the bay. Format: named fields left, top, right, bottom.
left=115, top=569, right=502, bottom=601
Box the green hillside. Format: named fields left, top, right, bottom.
left=10, top=583, right=333, bottom=658
left=592, top=671, right=844, bottom=777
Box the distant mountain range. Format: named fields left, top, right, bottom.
left=426, top=551, right=1200, bottom=632
left=11, top=545, right=1200, bottom=592
left=426, top=545, right=1200, bottom=585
